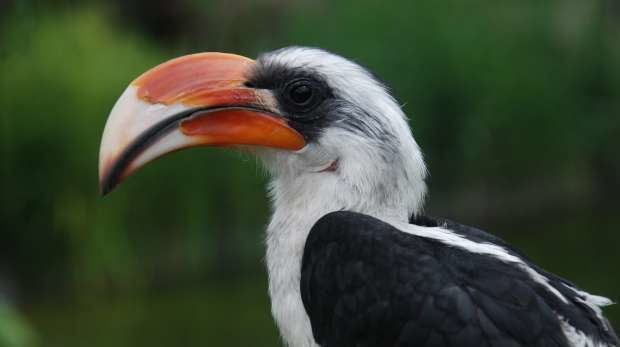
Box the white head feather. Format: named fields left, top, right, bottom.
left=257, top=47, right=427, bottom=221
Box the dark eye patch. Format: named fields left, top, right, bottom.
left=245, top=60, right=335, bottom=141
left=246, top=61, right=331, bottom=117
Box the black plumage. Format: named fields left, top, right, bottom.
left=301, top=211, right=618, bottom=347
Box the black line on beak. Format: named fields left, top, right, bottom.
left=100, top=105, right=280, bottom=196
left=100, top=108, right=196, bottom=196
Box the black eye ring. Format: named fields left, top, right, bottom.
left=286, top=79, right=315, bottom=107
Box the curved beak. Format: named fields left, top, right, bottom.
left=98, top=52, right=305, bottom=195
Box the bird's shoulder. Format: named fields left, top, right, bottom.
left=301, top=211, right=618, bottom=347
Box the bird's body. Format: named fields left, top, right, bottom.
left=302, top=212, right=617, bottom=347
left=99, top=47, right=618, bottom=346
left=266, top=158, right=617, bottom=347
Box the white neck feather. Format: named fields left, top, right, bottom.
left=260, top=122, right=426, bottom=346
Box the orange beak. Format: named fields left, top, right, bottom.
left=98, top=52, right=305, bottom=195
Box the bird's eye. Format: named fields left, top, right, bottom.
left=290, top=83, right=313, bottom=105
left=281, top=78, right=327, bottom=117
left=286, top=78, right=321, bottom=107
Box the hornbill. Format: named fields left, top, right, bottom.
left=99, top=47, right=618, bottom=347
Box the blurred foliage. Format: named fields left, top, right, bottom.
left=26, top=279, right=278, bottom=347
left=0, top=295, right=36, bottom=347
left=0, top=0, right=619, bottom=345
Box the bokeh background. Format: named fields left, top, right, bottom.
left=1, top=0, right=619, bottom=346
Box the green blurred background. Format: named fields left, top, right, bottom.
left=1, top=0, right=619, bottom=346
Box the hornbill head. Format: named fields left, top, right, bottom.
left=99, top=47, right=426, bottom=217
